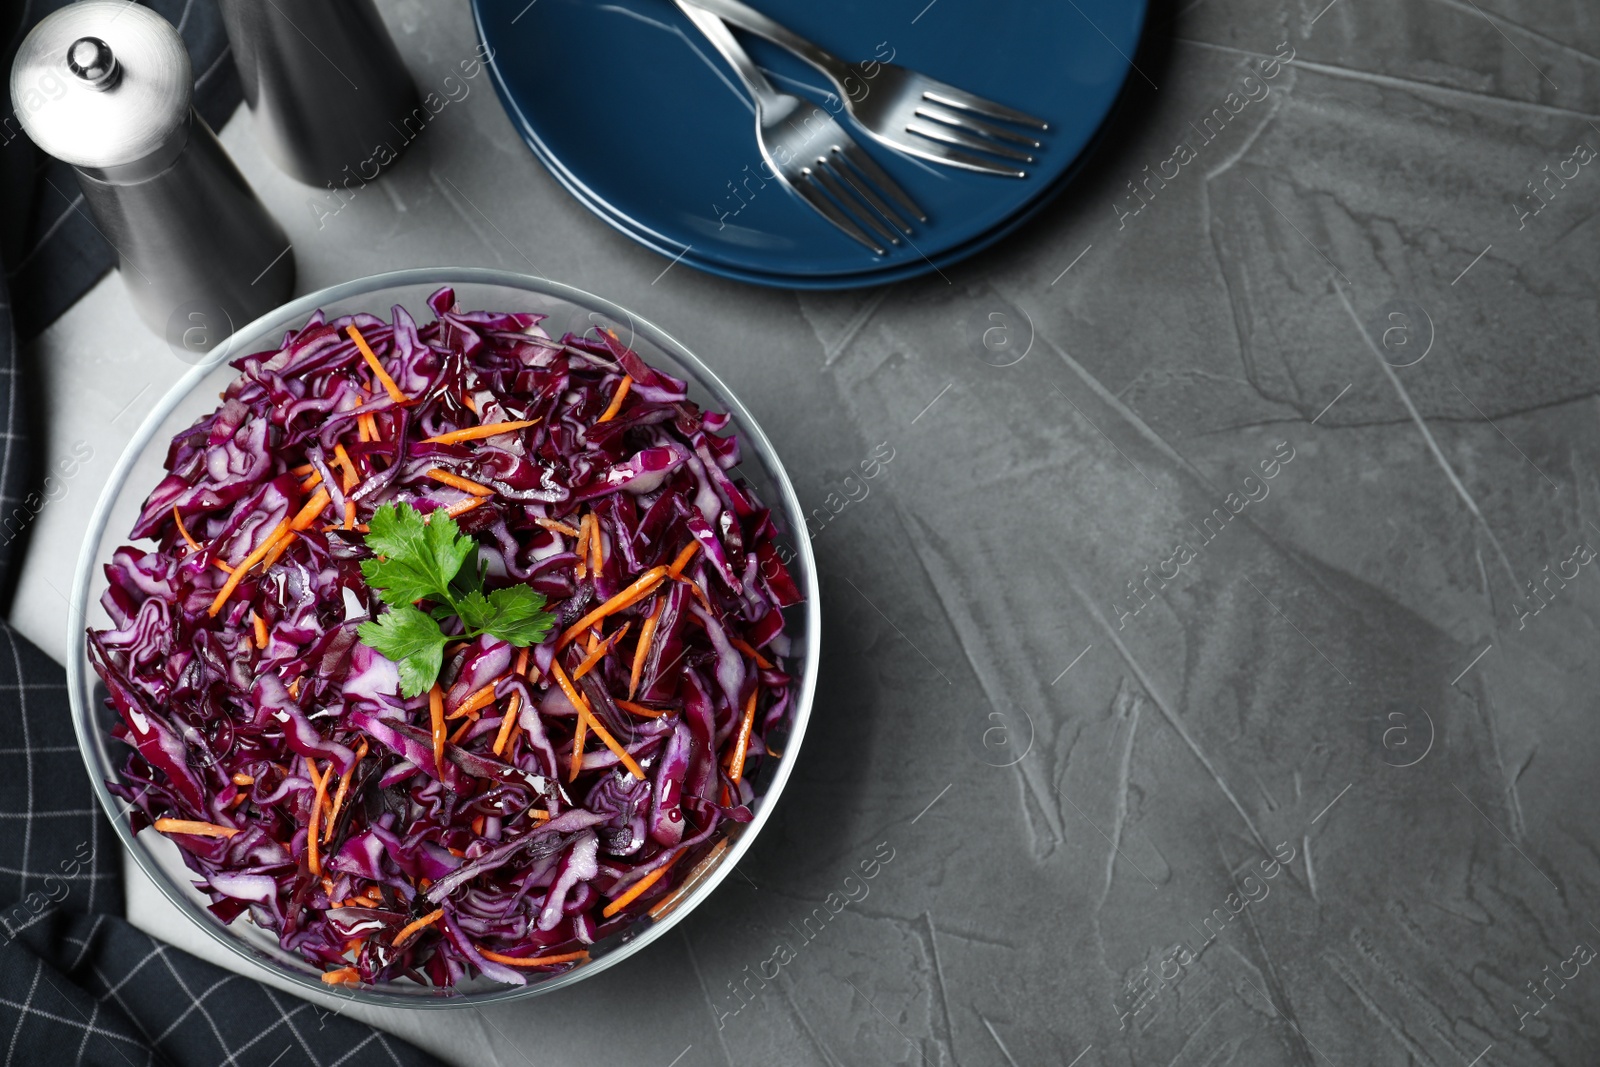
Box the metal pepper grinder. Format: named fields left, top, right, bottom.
left=9, top=2, right=294, bottom=351
left=217, top=0, right=419, bottom=186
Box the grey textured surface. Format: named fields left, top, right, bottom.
left=15, top=0, right=1600, bottom=1063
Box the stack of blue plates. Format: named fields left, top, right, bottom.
left=473, top=0, right=1146, bottom=288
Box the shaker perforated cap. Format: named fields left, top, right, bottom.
left=9, top=1, right=192, bottom=170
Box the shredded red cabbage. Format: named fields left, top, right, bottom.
left=89, top=288, right=800, bottom=989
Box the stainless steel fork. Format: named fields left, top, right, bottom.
left=675, top=0, right=926, bottom=255
left=679, top=0, right=1050, bottom=178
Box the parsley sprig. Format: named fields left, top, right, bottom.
left=355, top=502, right=554, bottom=697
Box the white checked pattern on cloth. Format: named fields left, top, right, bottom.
left=0, top=619, right=442, bottom=1067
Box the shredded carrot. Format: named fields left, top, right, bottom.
left=444, top=496, right=485, bottom=519
left=426, top=468, right=494, bottom=497
left=231, top=773, right=255, bottom=787
left=333, top=443, right=359, bottom=491
left=392, top=909, right=445, bottom=949
left=291, top=463, right=314, bottom=476
left=212, top=559, right=234, bottom=575
left=173, top=507, right=200, bottom=552
left=291, top=489, right=332, bottom=531
left=573, top=622, right=630, bottom=680
left=261, top=531, right=297, bottom=571
left=343, top=500, right=357, bottom=529
left=491, top=647, right=532, bottom=757
left=325, top=738, right=367, bottom=841
left=595, top=375, right=633, bottom=424
left=462, top=391, right=479, bottom=414
left=730, top=635, right=773, bottom=669
left=288, top=678, right=302, bottom=699
left=574, top=513, right=593, bottom=580
left=568, top=714, right=589, bottom=782
left=207, top=519, right=292, bottom=616
left=470, top=815, right=486, bottom=836
left=728, top=686, right=759, bottom=784
left=528, top=809, right=551, bottom=822
left=357, top=414, right=373, bottom=443
left=153, top=818, right=239, bottom=839
left=298, top=470, right=324, bottom=493
left=359, top=412, right=380, bottom=442
left=448, top=716, right=476, bottom=745
left=321, top=966, right=361, bottom=986
left=552, top=660, right=645, bottom=780
left=479, top=948, right=588, bottom=968
left=536, top=516, right=582, bottom=537
left=602, top=854, right=679, bottom=918
left=616, top=699, right=667, bottom=718
left=422, top=419, right=541, bottom=446
left=628, top=598, right=664, bottom=700
left=479, top=948, right=590, bottom=968
left=650, top=840, right=730, bottom=919
left=251, top=611, right=268, bottom=649
left=492, top=692, right=522, bottom=757
left=448, top=682, right=500, bottom=720
left=556, top=566, right=669, bottom=649
left=347, top=325, right=408, bottom=404
left=307, top=758, right=329, bottom=875
left=589, top=514, right=604, bottom=575
left=429, top=684, right=446, bottom=780
left=667, top=540, right=701, bottom=578
left=676, top=573, right=712, bottom=612
left=552, top=660, right=592, bottom=781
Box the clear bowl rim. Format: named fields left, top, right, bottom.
left=65, top=266, right=821, bottom=1008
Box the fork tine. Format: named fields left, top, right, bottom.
left=834, top=142, right=927, bottom=224
left=921, top=88, right=1049, bottom=131
left=914, top=103, right=1043, bottom=148
left=905, top=118, right=1035, bottom=163
left=893, top=136, right=1027, bottom=178
left=828, top=151, right=912, bottom=235
left=791, top=169, right=888, bottom=254
left=809, top=164, right=900, bottom=246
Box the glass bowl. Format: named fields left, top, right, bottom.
left=65, top=268, right=819, bottom=1007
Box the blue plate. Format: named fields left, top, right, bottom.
left=473, top=0, right=1146, bottom=287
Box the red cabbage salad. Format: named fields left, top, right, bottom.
left=88, top=287, right=802, bottom=989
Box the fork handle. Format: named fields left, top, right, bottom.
left=676, top=0, right=855, bottom=88
left=674, top=0, right=785, bottom=108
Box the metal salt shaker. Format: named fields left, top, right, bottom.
left=218, top=0, right=419, bottom=187
left=9, top=2, right=294, bottom=351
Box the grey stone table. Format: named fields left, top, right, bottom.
left=15, top=0, right=1600, bottom=1063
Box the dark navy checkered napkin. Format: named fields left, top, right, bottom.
left=0, top=4, right=443, bottom=1064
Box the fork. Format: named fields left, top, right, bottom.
left=678, top=0, right=1049, bottom=178
left=675, top=0, right=927, bottom=255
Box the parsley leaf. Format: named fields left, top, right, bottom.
left=453, top=589, right=498, bottom=633
left=357, top=606, right=446, bottom=698
left=355, top=502, right=555, bottom=696
left=360, top=503, right=475, bottom=610
left=483, top=586, right=555, bottom=645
